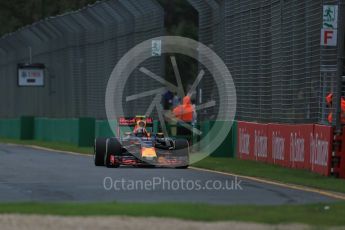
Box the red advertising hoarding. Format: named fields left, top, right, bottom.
left=237, top=121, right=268, bottom=162
left=253, top=123, right=269, bottom=162
left=289, top=124, right=314, bottom=170
left=268, top=124, right=313, bottom=169
left=237, top=121, right=253, bottom=160
left=311, top=125, right=332, bottom=176
left=268, top=124, right=289, bottom=167
left=237, top=121, right=332, bottom=177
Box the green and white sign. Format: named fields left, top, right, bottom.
left=151, top=40, right=161, bottom=56
left=323, top=5, right=338, bottom=29
left=321, top=5, right=338, bottom=46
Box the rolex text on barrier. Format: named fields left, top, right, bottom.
left=237, top=122, right=332, bottom=177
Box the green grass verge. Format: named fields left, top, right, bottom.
left=0, top=138, right=92, bottom=155
left=0, top=202, right=344, bottom=226
left=193, top=157, right=345, bottom=194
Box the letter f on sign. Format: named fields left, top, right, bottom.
left=324, top=30, right=333, bottom=44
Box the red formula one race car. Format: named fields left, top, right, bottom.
left=94, top=116, right=189, bottom=168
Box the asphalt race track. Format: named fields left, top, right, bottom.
left=0, top=144, right=337, bottom=204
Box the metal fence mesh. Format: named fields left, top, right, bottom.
left=190, top=0, right=344, bottom=124
left=1, top=0, right=344, bottom=124
left=0, top=0, right=164, bottom=119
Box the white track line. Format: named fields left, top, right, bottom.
left=190, top=166, right=345, bottom=201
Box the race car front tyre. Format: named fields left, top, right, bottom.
left=94, top=138, right=107, bottom=166
left=105, top=138, right=122, bottom=168
left=174, top=139, right=189, bottom=169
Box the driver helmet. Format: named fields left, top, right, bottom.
left=134, top=120, right=147, bottom=136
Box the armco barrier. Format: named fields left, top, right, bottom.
left=0, top=116, right=34, bottom=140
left=210, top=121, right=237, bottom=157
left=269, top=123, right=314, bottom=169
left=35, top=117, right=95, bottom=147
left=268, top=123, right=290, bottom=167
left=20, top=116, right=35, bottom=140
left=35, top=118, right=79, bottom=144
left=95, top=120, right=117, bottom=138
left=0, top=117, right=237, bottom=153
left=200, top=120, right=237, bottom=157
left=237, top=121, right=333, bottom=177
left=78, top=117, right=95, bottom=147
left=95, top=120, right=113, bottom=138
left=311, top=125, right=333, bottom=176
left=237, top=121, right=251, bottom=160
left=238, top=121, right=268, bottom=161
left=290, top=124, right=314, bottom=170
left=337, top=126, right=345, bottom=178
left=0, top=118, right=21, bottom=139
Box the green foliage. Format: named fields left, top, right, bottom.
left=157, top=0, right=198, bottom=39
left=0, top=0, right=199, bottom=90
left=156, top=0, right=199, bottom=84
left=0, top=0, right=198, bottom=38
left=0, top=0, right=98, bottom=36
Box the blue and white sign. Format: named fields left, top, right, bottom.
left=18, top=64, right=45, bottom=86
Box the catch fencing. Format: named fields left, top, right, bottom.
left=1, top=0, right=345, bottom=125
left=0, top=0, right=164, bottom=119
left=189, top=0, right=345, bottom=125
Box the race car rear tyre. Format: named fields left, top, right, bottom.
left=176, top=165, right=189, bottom=169
left=94, top=138, right=107, bottom=166
left=174, top=139, right=189, bottom=155
left=105, top=138, right=122, bottom=168
left=174, top=139, right=189, bottom=169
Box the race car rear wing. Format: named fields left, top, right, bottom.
left=117, top=116, right=153, bottom=137
left=118, top=116, right=153, bottom=127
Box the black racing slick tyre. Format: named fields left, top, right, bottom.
left=174, top=139, right=189, bottom=155
left=174, top=139, right=190, bottom=169
left=105, top=138, right=122, bottom=168
left=94, top=138, right=107, bottom=166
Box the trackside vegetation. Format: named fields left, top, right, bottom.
left=193, top=157, right=345, bottom=194
left=0, top=202, right=345, bottom=226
